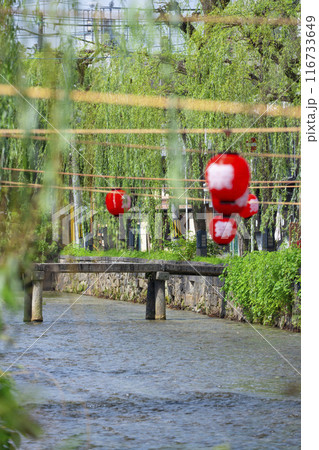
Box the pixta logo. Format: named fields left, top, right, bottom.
left=52, top=203, right=96, bottom=245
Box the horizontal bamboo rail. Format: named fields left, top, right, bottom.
left=0, top=180, right=301, bottom=206
left=0, top=167, right=301, bottom=185
left=0, top=84, right=301, bottom=118
left=1, top=130, right=301, bottom=159
left=7, top=7, right=300, bottom=26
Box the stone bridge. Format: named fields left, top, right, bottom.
left=23, top=261, right=225, bottom=322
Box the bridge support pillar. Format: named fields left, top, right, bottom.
left=155, top=272, right=169, bottom=320
left=23, top=274, right=32, bottom=322
left=31, top=271, right=44, bottom=322
left=146, top=273, right=155, bottom=320
left=146, top=272, right=168, bottom=320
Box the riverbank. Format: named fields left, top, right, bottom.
left=48, top=255, right=300, bottom=331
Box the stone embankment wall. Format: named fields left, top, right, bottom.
left=52, top=256, right=243, bottom=320
left=49, top=256, right=300, bottom=330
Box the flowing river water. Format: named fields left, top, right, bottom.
left=1, top=292, right=300, bottom=449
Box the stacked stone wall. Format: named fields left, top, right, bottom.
left=51, top=256, right=300, bottom=330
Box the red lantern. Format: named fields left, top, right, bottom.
left=105, top=189, right=131, bottom=216
left=212, top=189, right=249, bottom=216
left=209, top=215, right=237, bottom=245
left=239, top=193, right=259, bottom=219
left=205, top=153, right=250, bottom=201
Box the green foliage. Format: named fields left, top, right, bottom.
left=165, top=236, right=224, bottom=260
left=221, top=247, right=301, bottom=325
left=0, top=375, right=41, bottom=448
left=0, top=257, right=22, bottom=318
left=165, top=237, right=197, bottom=260
left=60, top=242, right=224, bottom=264
left=30, top=218, right=60, bottom=263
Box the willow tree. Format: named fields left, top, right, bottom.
left=6, top=0, right=300, bottom=250
left=177, top=0, right=300, bottom=246
left=68, top=0, right=300, bottom=247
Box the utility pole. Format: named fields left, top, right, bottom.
left=38, top=13, right=44, bottom=51
left=71, top=147, right=82, bottom=246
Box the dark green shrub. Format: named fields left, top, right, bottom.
left=221, top=248, right=301, bottom=325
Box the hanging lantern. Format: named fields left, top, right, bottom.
left=209, top=215, right=237, bottom=245
left=105, top=189, right=131, bottom=216
left=212, top=189, right=249, bottom=216
left=205, top=153, right=250, bottom=201
left=239, top=193, right=259, bottom=219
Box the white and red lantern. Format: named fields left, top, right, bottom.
left=209, top=215, right=237, bottom=245
left=105, top=189, right=131, bottom=216
left=239, top=193, right=259, bottom=219
left=212, top=189, right=249, bottom=216
left=205, top=153, right=250, bottom=202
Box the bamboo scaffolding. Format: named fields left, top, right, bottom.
left=0, top=132, right=301, bottom=158
left=6, top=7, right=300, bottom=26
left=0, top=167, right=301, bottom=185
left=0, top=84, right=301, bottom=118
left=0, top=180, right=301, bottom=205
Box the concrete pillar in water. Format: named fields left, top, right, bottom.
left=155, top=272, right=169, bottom=320
left=31, top=271, right=44, bottom=322
left=145, top=273, right=155, bottom=320
left=23, top=275, right=32, bottom=322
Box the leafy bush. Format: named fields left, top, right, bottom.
left=221, top=248, right=301, bottom=325
left=60, top=240, right=224, bottom=264
left=165, top=238, right=197, bottom=260
left=164, top=236, right=223, bottom=260
left=31, top=220, right=60, bottom=263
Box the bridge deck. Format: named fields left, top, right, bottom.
left=33, top=262, right=225, bottom=277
